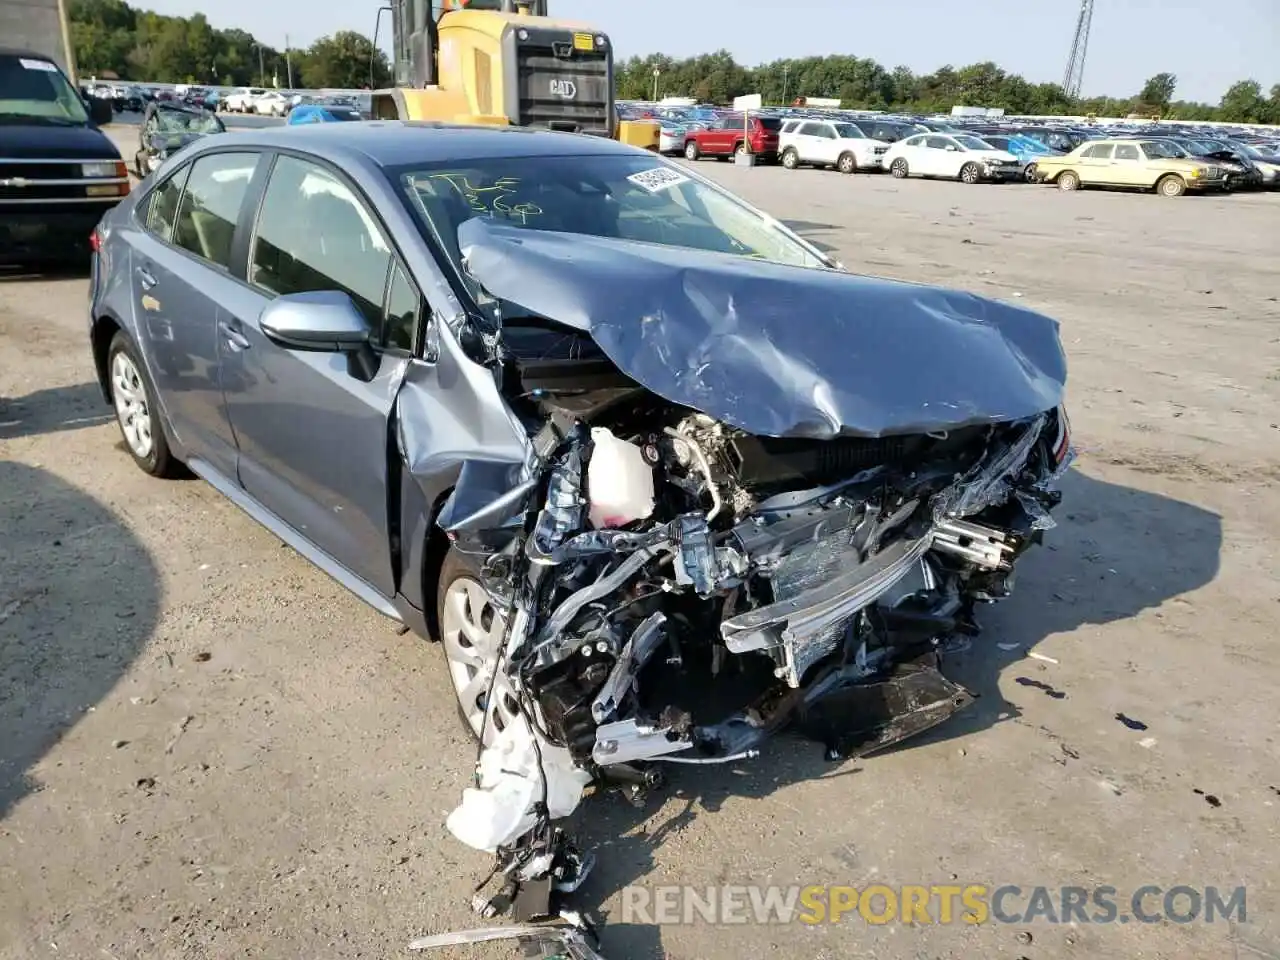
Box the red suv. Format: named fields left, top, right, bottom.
left=683, top=115, right=782, bottom=162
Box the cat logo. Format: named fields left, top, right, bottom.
left=549, top=79, right=577, bottom=100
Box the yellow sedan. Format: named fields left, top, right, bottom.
left=1033, top=138, right=1230, bottom=197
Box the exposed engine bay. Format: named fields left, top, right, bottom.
left=438, top=327, right=1074, bottom=921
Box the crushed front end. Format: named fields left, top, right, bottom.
left=431, top=221, right=1074, bottom=917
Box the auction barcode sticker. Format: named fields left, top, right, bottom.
left=627, top=167, right=690, bottom=194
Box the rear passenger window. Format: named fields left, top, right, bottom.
left=250, top=155, right=393, bottom=330
left=1114, top=144, right=1140, bottom=161
left=143, top=164, right=191, bottom=242
left=172, top=152, right=259, bottom=268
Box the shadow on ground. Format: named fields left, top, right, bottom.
left=0, top=462, right=161, bottom=818
left=565, top=465, right=1222, bottom=958
left=0, top=382, right=113, bottom=440
left=0, top=263, right=91, bottom=284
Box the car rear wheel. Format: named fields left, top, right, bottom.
left=1056, top=170, right=1080, bottom=191
left=436, top=549, right=523, bottom=744
left=684, top=140, right=700, bottom=161
left=890, top=157, right=909, bottom=178
left=959, top=162, right=981, bottom=184
left=734, top=141, right=749, bottom=159
left=1157, top=174, right=1186, bottom=197
left=781, top=147, right=799, bottom=169
left=837, top=151, right=857, bottom=174
left=108, top=331, right=181, bottom=478
left=1024, top=163, right=1039, bottom=183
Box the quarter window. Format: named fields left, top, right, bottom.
left=250, top=155, right=393, bottom=330
left=383, top=264, right=419, bottom=352
left=143, top=164, right=192, bottom=242
left=171, top=152, right=259, bottom=268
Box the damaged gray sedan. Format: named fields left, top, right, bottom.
left=88, top=123, right=1073, bottom=909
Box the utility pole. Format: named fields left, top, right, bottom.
left=781, top=63, right=789, bottom=105
left=285, top=33, right=293, bottom=88
left=254, top=42, right=264, bottom=87
left=652, top=67, right=660, bottom=102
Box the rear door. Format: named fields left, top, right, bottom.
left=1075, top=143, right=1114, bottom=183
left=129, top=151, right=261, bottom=479
left=218, top=152, right=417, bottom=599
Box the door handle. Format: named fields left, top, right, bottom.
left=218, top=319, right=251, bottom=351
left=136, top=266, right=157, bottom=289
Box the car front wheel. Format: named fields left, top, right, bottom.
left=436, top=549, right=523, bottom=744
left=837, top=152, right=857, bottom=174
left=890, top=157, right=909, bottom=178
left=781, top=147, right=799, bottom=169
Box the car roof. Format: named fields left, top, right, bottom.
left=206, top=120, right=644, bottom=167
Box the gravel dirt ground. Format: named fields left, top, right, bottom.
left=2, top=128, right=1278, bottom=960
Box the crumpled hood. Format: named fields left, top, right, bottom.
left=459, top=219, right=1068, bottom=439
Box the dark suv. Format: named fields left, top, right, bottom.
left=0, top=48, right=126, bottom=267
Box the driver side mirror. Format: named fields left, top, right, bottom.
left=260, top=290, right=382, bottom=380
left=86, top=96, right=113, bottom=126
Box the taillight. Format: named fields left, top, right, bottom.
left=89, top=228, right=103, bottom=253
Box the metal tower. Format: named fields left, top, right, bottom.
left=1062, top=0, right=1094, bottom=99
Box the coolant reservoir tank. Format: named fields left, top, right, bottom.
left=587, top=427, right=655, bottom=528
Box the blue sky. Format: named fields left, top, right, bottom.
left=142, top=0, right=1277, bottom=103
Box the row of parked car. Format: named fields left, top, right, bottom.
left=83, top=82, right=370, bottom=120
left=637, top=104, right=1280, bottom=196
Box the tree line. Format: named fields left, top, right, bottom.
left=69, top=0, right=391, bottom=90
left=68, top=0, right=1280, bottom=124
left=618, top=55, right=1280, bottom=125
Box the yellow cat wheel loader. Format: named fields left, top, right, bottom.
left=372, top=0, right=659, bottom=150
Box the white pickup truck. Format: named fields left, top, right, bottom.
left=778, top=118, right=891, bottom=174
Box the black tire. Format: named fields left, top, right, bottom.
left=837, top=151, right=857, bottom=174
left=1057, top=170, right=1080, bottom=192
left=1157, top=174, right=1186, bottom=197
left=106, top=331, right=183, bottom=478
left=959, top=162, right=981, bottom=184
left=781, top=147, right=799, bottom=170
left=133, top=150, right=148, bottom=179
left=1024, top=163, right=1039, bottom=183
left=890, top=157, right=909, bottom=179
left=734, top=141, right=748, bottom=158
left=684, top=139, right=700, bottom=161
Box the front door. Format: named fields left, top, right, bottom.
left=1108, top=142, right=1148, bottom=186
left=219, top=153, right=417, bottom=599
left=130, top=151, right=261, bottom=479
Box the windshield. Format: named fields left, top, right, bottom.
left=832, top=122, right=865, bottom=139
left=953, top=134, right=993, bottom=150
left=396, top=154, right=830, bottom=315
left=1142, top=140, right=1188, bottom=159
left=0, top=54, right=89, bottom=125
